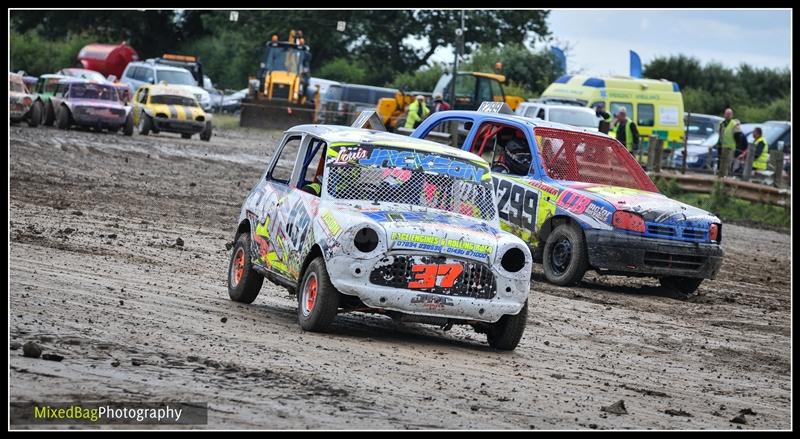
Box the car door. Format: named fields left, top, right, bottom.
left=249, top=134, right=308, bottom=281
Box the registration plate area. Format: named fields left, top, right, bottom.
left=369, top=255, right=496, bottom=299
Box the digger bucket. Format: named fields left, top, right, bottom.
left=239, top=98, right=317, bottom=130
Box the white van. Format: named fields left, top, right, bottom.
left=515, top=102, right=600, bottom=132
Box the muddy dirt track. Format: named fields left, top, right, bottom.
left=9, top=124, right=792, bottom=429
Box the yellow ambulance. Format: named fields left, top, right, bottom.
left=539, top=74, right=685, bottom=150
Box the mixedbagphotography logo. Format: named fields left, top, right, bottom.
left=10, top=402, right=208, bottom=425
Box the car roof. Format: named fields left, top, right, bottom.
left=57, top=78, right=110, bottom=85
left=285, top=124, right=491, bottom=163
left=144, top=84, right=197, bottom=97
left=685, top=113, right=723, bottom=122
left=40, top=74, right=68, bottom=80
left=433, top=110, right=606, bottom=137
left=520, top=103, right=595, bottom=112
left=128, top=61, right=192, bottom=73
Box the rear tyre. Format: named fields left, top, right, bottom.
left=43, top=101, right=55, bottom=126
left=660, top=276, right=703, bottom=296
left=138, top=113, right=151, bottom=136
left=123, top=113, right=134, bottom=136
left=200, top=121, right=212, bottom=141
left=28, top=102, right=41, bottom=127
left=181, top=133, right=192, bottom=139
left=56, top=107, right=70, bottom=130
left=485, top=301, right=528, bottom=351
left=297, top=257, right=340, bottom=332
left=227, top=233, right=264, bottom=304
left=542, top=223, right=588, bottom=286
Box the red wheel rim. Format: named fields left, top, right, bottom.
left=231, top=248, right=245, bottom=286
left=303, top=273, right=318, bottom=316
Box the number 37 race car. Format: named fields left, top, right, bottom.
left=412, top=103, right=724, bottom=296
left=227, top=120, right=533, bottom=350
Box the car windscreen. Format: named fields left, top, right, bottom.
left=66, top=70, right=105, bottom=82
left=68, top=83, right=119, bottom=101
left=342, top=87, right=373, bottom=104
left=743, top=124, right=787, bottom=145
left=10, top=80, right=26, bottom=93
left=548, top=108, right=598, bottom=128
left=151, top=94, right=198, bottom=106
left=686, top=117, right=718, bottom=139
left=156, top=69, right=196, bottom=86
left=534, top=127, right=659, bottom=192
left=324, top=143, right=497, bottom=221
left=324, top=85, right=343, bottom=101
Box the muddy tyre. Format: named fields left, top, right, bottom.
left=123, top=114, right=134, bottom=136
left=43, top=101, right=55, bottom=126
left=227, top=233, right=264, bottom=304
left=138, top=113, right=152, bottom=136
left=181, top=133, right=192, bottom=139
left=297, top=257, right=340, bottom=332
left=200, top=121, right=212, bottom=142
left=542, top=223, right=588, bottom=286
left=660, top=276, right=703, bottom=296
left=485, top=301, right=528, bottom=351
left=28, top=101, right=42, bottom=127
left=56, top=107, right=70, bottom=130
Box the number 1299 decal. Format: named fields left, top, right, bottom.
left=408, top=263, right=464, bottom=289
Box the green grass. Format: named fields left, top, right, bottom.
left=212, top=114, right=240, bottom=130
left=653, top=176, right=790, bottom=232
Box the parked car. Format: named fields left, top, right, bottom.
left=742, top=121, right=791, bottom=153
left=131, top=84, right=212, bottom=141
left=227, top=122, right=532, bottom=349
left=50, top=78, right=133, bottom=135
left=220, top=89, right=247, bottom=114
left=30, top=74, right=68, bottom=126
left=9, top=72, right=37, bottom=126
left=318, top=83, right=398, bottom=125
left=120, top=61, right=212, bottom=111
left=412, top=103, right=724, bottom=295
left=516, top=102, right=600, bottom=132
left=308, top=77, right=340, bottom=100
left=57, top=67, right=133, bottom=104
left=672, top=113, right=723, bottom=169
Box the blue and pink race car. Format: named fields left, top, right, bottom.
left=410, top=103, right=724, bottom=295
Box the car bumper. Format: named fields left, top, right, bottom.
left=72, top=113, right=126, bottom=127
left=585, top=229, right=724, bottom=279
left=325, top=253, right=529, bottom=323
left=153, top=118, right=205, bottom=134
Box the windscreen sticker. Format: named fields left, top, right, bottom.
left=352, top=147, right=488, bottom=183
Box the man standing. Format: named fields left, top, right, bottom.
left=404, top=95, right=430, bottom=129
left=594, top=102, right=611, bottom=134
left=611, top=107, right=639, bottom=153
left=739, top=127, right=769, bottom=172
left=718, top=108, right=743, bottom=176
left=431, top=93, right=450, bottom=113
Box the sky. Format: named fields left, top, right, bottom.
left=425, top=9, right=791, bottom=75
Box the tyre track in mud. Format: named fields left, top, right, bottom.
left=9, top=125, right=791, bottom=429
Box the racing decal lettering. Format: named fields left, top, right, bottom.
left=285, top=200, right=311, bottom=250
left=408, top=263, right=464, bottom=289
left=410, top=294, right=454, bottom=310
left=319, top=210, right=342, bottom=237
left=444, top=239, right=492, bottom=258
left=556, top=189, right=591, bottom=215
left=493, top=177, right=538, bottom=233
left=332, top=146, right=369, bottom=164
left=357, top=148, right=487, bottom=182
left=584, top=203, right=612, bottom=223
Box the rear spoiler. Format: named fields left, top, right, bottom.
left=350, top=110, right=386, bottom=131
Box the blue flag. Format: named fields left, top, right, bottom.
left=629, top=50, right=643, bottom=78
left=550, top=47, right=566, bottom=75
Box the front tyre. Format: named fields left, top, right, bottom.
left=660, top=276, right=703, bottom=296
left=138, top=113, right=152, bottom=135
left=297, top=257, right=340, bottom=332
left=200, top=121, right=212, bottom=141
left=43, top=101, right=56, bottom=126
left=181, top=133, right=192, bottom=139
left=27, top=103, right=41, bottom=127
left=123, top=113, right=134, bottom=136
left=542, top=223, right=588, bottom=286
left=485, top=301, right=528, bottom=351
left=56, top=107, right=70, bottom=130
left=227, top=233, right=264, bottom=304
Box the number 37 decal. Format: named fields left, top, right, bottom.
left=408, top=263, right=463, bottom=289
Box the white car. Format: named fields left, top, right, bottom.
left=120, top=61, right=212, bottom=111
left=516, top=102, right=600, bottom=132
left=227, top=121, right=533, bottom=350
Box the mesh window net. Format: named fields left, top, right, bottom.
left=533, top=127, right=658, bottom=192
left=325, top=144, right=498, bottom=221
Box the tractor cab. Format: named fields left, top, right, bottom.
left=433, top=72, right=516, bottom=111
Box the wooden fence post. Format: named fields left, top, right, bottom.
left=769, top=150, right=784, bottom=187
left=652, top=138, right=663, bottom=173
left=742, top=143, right=756, bottom=181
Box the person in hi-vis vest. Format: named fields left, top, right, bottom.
left=737, top=126, right=769, bottom=171
left=610, top=107, right=639, bottom=153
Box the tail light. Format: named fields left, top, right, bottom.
left=709, top=223, right=721, bottom=243
left=612, top=210, right=645, bottom=233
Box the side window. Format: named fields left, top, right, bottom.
left=470, top=122, right=531, bottom=176
left=453, top=74, right=476, bottom=109
left=524, top=106, right=538, bottom=118
left=300, top=138, right=327, bottom=188
left=637, top=103, right=654, bottom=127
left=610, top=102, right=633, bottom=119
left=536, top=108, right=545, bottom=120
left=420, top=117, right=472, bottom=147
left=130, top=67, right=142, bottom=81
left=268, top=136, right=302, bottom=184
left=477, top=77, right=494, bottom=103
left=489, top=79, right=504, bottom=101
left=138, top=88, right=149, bottom=104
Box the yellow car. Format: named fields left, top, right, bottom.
left=132, top=84, right=212, bottom=141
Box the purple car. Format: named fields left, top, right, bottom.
left=50, top=79, right=134, bottom=135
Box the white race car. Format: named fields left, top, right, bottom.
left=227, top=120, right=532, bottom=350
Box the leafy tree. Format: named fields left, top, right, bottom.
left=462, top=43, right=560, bottom=97
left=387, top=65, right=445, bottom=91
left=10, top=30, right=97, bottom=76
left=316, top=58, right=368, bottom=84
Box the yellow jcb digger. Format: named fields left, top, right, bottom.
left=240, top=30, right=319, bottom=129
